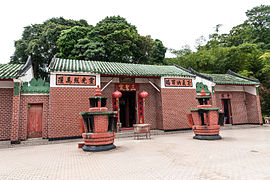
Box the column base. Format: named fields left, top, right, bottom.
left=193, top=134, right=222, bottom=140
left=82, top=143, right=116, bottom=152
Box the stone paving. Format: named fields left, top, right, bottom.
left=1, top=125, right=270, bottom=179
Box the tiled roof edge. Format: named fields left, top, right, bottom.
left=173, top=65, right=196, bottom=77
left=187, top=67, right=213, bottom=81
left=226, top=70, right=260, bottom=83
left=18, top=56, right=32, bottom=76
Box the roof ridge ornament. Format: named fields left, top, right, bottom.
left=226, top=70, right=259, bottom=83
left=187, top=67, right=213, bottom=81
left=18, top=56, right=32, bottom=76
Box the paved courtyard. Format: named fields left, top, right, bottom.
left=1, top=126, right=270, bottom=180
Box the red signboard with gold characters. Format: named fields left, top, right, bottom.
left=56, top=74, right=96, bottom=86
left=164, top=78, right=193, bottom=87
left=115, top=83, right=139, bottom=91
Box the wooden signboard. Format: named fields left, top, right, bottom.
left=164, top=78, right=193, bottom=87
left=56, top=75, right=96, bottom=86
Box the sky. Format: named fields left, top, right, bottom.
left=1, top=0, right=270, bottom=64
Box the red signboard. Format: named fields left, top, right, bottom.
left=164, top=78, right=193, bottom=87
left=115, top=83, right=139, bottom=91
left=56, top=75, right=96, bottom=86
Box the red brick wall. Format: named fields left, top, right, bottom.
left=0, top=88, right=13, bottom=140
left=215, top=92, right=248, bottom=124
left=101, top=82, right=114, bottom=111
left=155, top=91, right=163, bottom=129
left=246, top=93, right=262, bottom=124
left=19, top=95, right=49, bottom=140
left=140, top=83, right=159, bottom=129
left=256, top=95, right=263, bottom=124
left=161, top=88, right=197, bottom=130
left=10, top=86, right=20, bottom=142
left=49, top=87, right=96, bottom=138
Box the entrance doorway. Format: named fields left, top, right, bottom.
left=27, top=104, right=43, bottom=138
left=222, top=99, right=232, bottom=124
left=119, top=91, right=136, bottom=128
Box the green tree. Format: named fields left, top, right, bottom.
left=245, top=5, right=270, bottom=49
left=149, top=39, right=167, bottom=64
left=56, top=16, right=166, bottom=64
left=56, top=26, right=93, bottom=59
left=11, top=17, right=90, bottom=78
left=224, top=5, right=270, bottom=49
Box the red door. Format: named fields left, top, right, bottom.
left=27, top=104, right=43, bottom=138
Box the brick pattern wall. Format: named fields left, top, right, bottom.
left=246, top=93, right=262, bottom=124
left=19, top=95, right=49, bottom=140
left=101, top=82, right=160, bottom=129
left=101, top=82, right=114, bottom=111
left=0, top=89, right=13, bottom=140
left=215, top=92, right=248, bottom=124
left=139, top=83, right=159, bottom=129
left=155, top=91, right=163, bottom=129
left=93, top=115, right=108, bottom=133
left=49, top=87, right=96, bottom=138
left=256, top=95, right=263, bottom=124
left=10, top=85, right=20, bottom=142
left=161, top=88, right=197, bottom=130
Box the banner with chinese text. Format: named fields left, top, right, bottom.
left=164, top=78, right=192, bottom=87
left=115, top=83, right=139, bottom=91
left=56, top=75, right=96, bottom=86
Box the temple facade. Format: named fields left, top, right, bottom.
left=0, top=57, right=262, bottom=143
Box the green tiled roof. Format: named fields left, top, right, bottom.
left=0, top=64, right=24, bottom=79
left=49, top=58, right=195, bottom=77
left=204, top=73, right=259, bottom=85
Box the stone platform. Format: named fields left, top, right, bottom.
left=0, top=125, right=270, bottom=179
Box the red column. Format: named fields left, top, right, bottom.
left=138, top=97, right=144, bottom=124
left=10, top=81, right=21, bottom=144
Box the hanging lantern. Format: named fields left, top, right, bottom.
left=138, top=91, right=149, bottom=124
left=139, top=91, right=149, bottom=99
left=112, top=91, right=122, bottom=107
left=139, top=91, right=148, bottom=107
left=112, top=91, right=122, bottom=125
left=112, top=90, right=122, bottom=99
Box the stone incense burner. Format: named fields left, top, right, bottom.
left=79, top=86, right=117, bottom=152
left=188, top=93, right=222, bottom=140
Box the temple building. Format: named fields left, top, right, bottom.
left=0, top=57, right=262, bottom=143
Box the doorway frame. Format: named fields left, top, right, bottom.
left=119, top=91, right=137, bottom=128
left=219, top=92, right=233, bottom=124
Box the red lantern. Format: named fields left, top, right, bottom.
left=139, top=91, right=148, bottom=98
left=112, top=91, right=122, bottom=124
left=112, top=91, right=122, bottom=98
left=138, top=91, right=148, bottom=124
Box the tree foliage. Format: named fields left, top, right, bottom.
left=56, top=16, right=167, bottom=64
left=166, top=5, right=270, bottom=116
left=11, top=17, right=91, bottom=78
